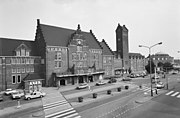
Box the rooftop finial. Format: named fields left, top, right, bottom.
left=78, top=24, right=80, bottom=30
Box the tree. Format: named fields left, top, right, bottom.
left=157, top=62, right=164, bottom=67
left=163, top=62, right=173, bottom=72
left=145, top=59, right=156, bottom=74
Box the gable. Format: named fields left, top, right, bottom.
left=100, top=39, right=114, bottom=55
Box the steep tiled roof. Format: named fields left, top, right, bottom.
left=23, top=73, right=43, bottom=81
left=0, top=38, right=39, bottom=56
left=129, top=52, right=144, bottom=58
left=39, top=24, right=102, bottom=49
left=100, top=39, right=114, bottom=55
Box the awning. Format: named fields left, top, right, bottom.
left=56, top=71, right=105, bottom=78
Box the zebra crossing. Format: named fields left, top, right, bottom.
left=135, top=85, right=159, bottom=93
left=42, top=91, right=81, bottom=118
left=45, top=107, right=81, bottom=118
left=165, top=91, right=180, bottom=98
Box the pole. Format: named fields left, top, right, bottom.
left=166, top=67, right=168, bottom=89
left=149, top=48, right=153, bottom=96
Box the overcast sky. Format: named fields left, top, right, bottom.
left=0, top=0, right=180, bottom=58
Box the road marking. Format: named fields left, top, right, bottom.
left=45, top=108, right=73, bottom=118
left=43, top=100, right=66, bottom=107
left=176, top=94, right=180, bottom=98
left=171, top=92, right=179, bottom=97
left=165, top=91, right=174, bottom=95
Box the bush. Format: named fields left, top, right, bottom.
left=93, top=93, right=97, bottom=98
left=117, top=87, right=121, bottom=92
left=125, top=85, right=129, bottom=90
left=78, top=97, right=83, bottom=102
left=107, top=90, right=111, bottom=94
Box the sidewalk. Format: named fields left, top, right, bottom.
left=0, top=81, right=137, bottom=118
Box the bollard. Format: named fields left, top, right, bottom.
left=17, top=100, right=21, bottom=109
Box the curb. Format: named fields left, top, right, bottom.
left=135, top=96, right=152, bottom=104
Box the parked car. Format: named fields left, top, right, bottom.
left=129, top=73, right=137, bottom=78
left=11, top=91, right=24, bottom=99
left=96, top=81, right=106, bottom=86
left=76, top=83, right=88, bottom=89
left=152, top=75, right=160, bottom=79
left=0, top=94, right=3, bottom=102
left=152, top=79, right=160, bottom=84
left=24, top=91, right=46, bottom=100
left=108, top=78, right=117, bottom=83
left=122, top=77, right=132, bottom=81
left=155, top=82, right=165, bottom=89
left=4, top=89, right=18, bottom=95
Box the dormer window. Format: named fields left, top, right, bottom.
left=15, top=43, right=31, bottom=57
left=16, top=51, right=20, bottom=56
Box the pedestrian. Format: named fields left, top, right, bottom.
left=57, top=81, right=60, bottom=90
left=88, top=85, right=91, bottom=91
left=155, top=89, right=158, bottom=95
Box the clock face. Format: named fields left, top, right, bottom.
left=77, top=40, right=82, bottom=45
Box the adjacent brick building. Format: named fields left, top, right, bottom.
left=129, top=53, right=145, bottom=72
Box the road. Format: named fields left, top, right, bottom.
left=128, top=73, right=180, bottom=118
left=1, top=73, right=179, bottom=118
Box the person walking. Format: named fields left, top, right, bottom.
left=155, top=88, right=158, bottom=95
left=88, top=85, right=91, bottom=91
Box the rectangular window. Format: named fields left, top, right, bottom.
left=12, top=68, right=16, bottom=73
left=31, top=67, right=34, bottom=72
left=16, top=51, right=20, bottom=56
left=17, top=58, right=20, bottom=64
left=26, top=51, right=29, bottom=56
left=30, top=58, right=34, bottom=64
left=22, top=68, right=25, bottom=73
left=21, top=49, right=25, bottom=56
left=55, top=61, right=62, bottom=68
left=55, top=52, right=62, bottom=60
left=72, top=53, right=77, bottom=60
left=17, top=68, right=21, bottom=73
left=77, top=46, right=82, bottom=52
left=26, top=67, right=30, bottom=73
left=11, top=58, right=15, bottom=64
left=17, top=75, right=21, bottom=83
left=12, top=75, right=16, bottom=84
left=21, top=58, right=25, bottom=64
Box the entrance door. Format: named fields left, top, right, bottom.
left=60, top=79, right=65, bottom=85
left=78, top=76, right=84, bottom=83
left=88, top=76, right=93, bottom=82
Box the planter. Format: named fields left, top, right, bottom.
left=78, top=97, right=83, bottom=102
left=93, top=93, right=97, bottom=98
left=117, top=87, right=121, bottom=92
left=125, top=85, right=129, bottom=90
left=107, top=90, right=111, bottom=94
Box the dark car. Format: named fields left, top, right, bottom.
left=108, top=78, right=117, bottom=83
left=122, top=77, right=132, bottom=81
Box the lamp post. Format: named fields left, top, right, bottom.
left=139, top=42, right=162, bottom=97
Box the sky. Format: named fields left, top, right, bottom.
left=0, top=0, right=180, bottom=59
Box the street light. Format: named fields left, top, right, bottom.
left=139, top=42, right=162, bottom=97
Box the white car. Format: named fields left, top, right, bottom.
left=96, top=81, right=106, bottom=86
left=156, top=82, right=165, bottom=89
left=76, top=83, right=88, bottom=89
left=24, top=91, right=46, bottom=100
left=5, top=89, right=18, bottom=95
left=11, top=91, right=24, bottom=99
